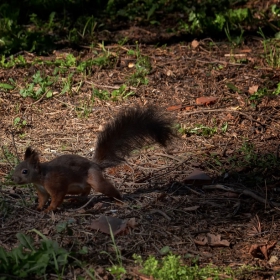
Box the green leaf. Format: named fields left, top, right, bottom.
left=226, top=83, right=241, bottom=93
left=0, top=247, right=8, bottom=265
left=160, top=246, right=171, bottom=255
left=16, top=233, right=34, bottom=250
left=46, top=91, right=53, bottom=98
left=14, top=117, right=21, bottom=126
left=56, top=222, right=68, bottom=233
left=0, top=83, right=14, bottom=89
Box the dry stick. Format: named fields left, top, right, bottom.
left=182, top=108, right=265, bottom=126
left=10, top=131, right=20, bottom=161
left=135, top=157, right=189, bottom=183
left=85, top=80, right=137, bottom=90
left=68, top=195, right=96, bottom=212
left=31, top=90, right=48, bottom=105
left=150, top=209, right=171, bottom=221
left=203, top=184, right=280, bottom=207
left=1, top=146, right=14, bottom=168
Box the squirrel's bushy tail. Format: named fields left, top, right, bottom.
left=94, top=106, right=175, bottom=169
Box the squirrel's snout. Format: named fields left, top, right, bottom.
left=12, top=175, right=22, bottom=184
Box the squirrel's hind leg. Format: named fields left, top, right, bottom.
left=87, top=168, right=122, bottom=200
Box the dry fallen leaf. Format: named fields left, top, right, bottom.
left=196, top=96, right=218, bottom=106
left=166, top=69, right=174, bottom=76
left=249, top=241, right=277, bottom=260
left=184, top=169, right=212, bottom=186
left=248, top=85, right=259, bottom=94
left=93, top=202, right=104, bottom=210
left=90, top=215, right=128, bottom=236
left=268, top=255, right=278, bottom=265
left=128, top=62, right=135, bottom=68
left=247, top=215, right=261, bottom=236
left=191, top=39, right=199, bottom=49
left=194, top=236, right=208, bottom=246
left=225, top=113, right=235, bottom=120
left=206, top=233, right=230, bottom=247
left=166, top=105, right=182, bottom=111
left=240, top=49, right=252, bottom=53
left=127, top=218, right=137, bottom=228
left=184, top=106, right=195, bottom=111
left=184, top=205, right=200, bottom=211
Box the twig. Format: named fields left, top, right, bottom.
left=150, top=209, right=171, bottom=221
left=182, top=108, right=265, bottom=126
left=136, top=157, right=189, bottom=183
left=85, top=80, right=137, bottom=90
left=68, top=196, right=96, bottom=212
left=203, top=184, right=280, bottom=207
left=31, top=90, right=48, bottom=105
left=1, top=146, right=13, bottom=167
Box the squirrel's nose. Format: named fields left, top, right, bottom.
left=12, top=175, right=20, bottom=183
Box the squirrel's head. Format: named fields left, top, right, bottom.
left=13, top=147, right=41, bottom=184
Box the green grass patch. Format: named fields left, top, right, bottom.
left=134, top=253, right=256, bottom=280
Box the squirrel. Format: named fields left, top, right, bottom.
left=12, top=106, right=175, bottom=212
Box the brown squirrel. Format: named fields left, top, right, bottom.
left=12, top=106, right=175, bottom=212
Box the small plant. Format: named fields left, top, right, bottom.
left=92, top=87, right=110, bottom=100
left=92, top=84, right=134, bottom=102
left=19, top=71, right=56, bottom=99
left=75, top=100, right=92, bottom=118
left=258, top=28, right=280, bottom=68
left=250, top=83, right=280, bottom=103
left=0, top=230, right=70, bottom=279
left=224, top=24, right=244, bottom=47
left=111, top=84, right=134, bottom=100
left=221, top=122, right=228, bottom=133
left=0, top=55, right=27, bottom=68
left=54, top=53, right=77, bottom=68
left=127, top=44, right=151, bottom=86
left=134, top=253, right=256, bottom=280
left=60, top=73, right=74, bottom=95
left=13, top=117, right=27, bottom=128
left=76, top=48, right=117, bottom=71
left=107, top=222, right=127, bottom=279
left=179, top=124, right=218, bottom=137
left=0, top=82, right=14, bottom=90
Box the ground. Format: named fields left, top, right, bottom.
left=1, top=31, right=280, bottom=279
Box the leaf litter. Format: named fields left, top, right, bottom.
left=1, top=36, right=280, bottom=279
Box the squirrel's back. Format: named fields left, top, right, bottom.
left=93, top=106, right=175, bottom=169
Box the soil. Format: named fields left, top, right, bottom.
left=1, top=28, right=280, bottom=279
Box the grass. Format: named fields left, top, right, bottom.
left=126, top=44, right=151, bottom=86
left=205, top=140, right=280, bottom=186
left=0, top=1, right=279, bottom=56
left=0, top=230, right=71, bottom=279
left=249, top=82, right=280, bottom=105
left=0, top=229, right=258, bottom=280
left=258, top=28, right=280, bottom=68
left=134, top=253, right=256, bottom=280
left=19, top=71, right=56, bottom=99
left=1, top=43, right=136, bottom=104
left=178, top=123, right=222, bottom=137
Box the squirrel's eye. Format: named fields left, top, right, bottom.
left=22, top=169, right=28, bottom=175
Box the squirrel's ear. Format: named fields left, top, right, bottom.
left=24, top=147, right=33, bottom=160
left=24, top=147, right=35, bottom=160
left=24, top=147, right=40, bottom=168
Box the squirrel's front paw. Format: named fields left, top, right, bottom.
left=44, top=206, right=57, bottom=212
left=36, top=205, right=43, bottom=211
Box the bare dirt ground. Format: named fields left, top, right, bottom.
left=1, top=32, right=280, bottom=279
